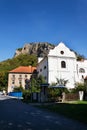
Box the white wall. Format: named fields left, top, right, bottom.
left=37, top=57, right=48, bottom=82
left=37, top=42, right=87, bottom=89
left=48, top=56, right=76, bottom=88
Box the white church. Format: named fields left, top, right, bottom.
left=37, top=42, right=87, bottom=89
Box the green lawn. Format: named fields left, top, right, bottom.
left=39, top=101, right=87, bottom=124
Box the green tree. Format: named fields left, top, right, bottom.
left=75, top=82, right=86, bottom=91
left=30, top=75, right=46, bottom=92
left=0, top=71, right=8, bottom=91
left=84, top=80, right=87, bottom=93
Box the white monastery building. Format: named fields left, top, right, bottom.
left=37, top=42, right=87, bottom=89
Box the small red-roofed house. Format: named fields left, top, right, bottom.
left=8, top=66, right=36, bottom=92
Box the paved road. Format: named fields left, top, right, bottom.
left=0, top=95, right=87, bottom=130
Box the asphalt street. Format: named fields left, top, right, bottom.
left=0, top=95, right=87, bottom=130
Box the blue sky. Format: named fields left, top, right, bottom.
left=0, top=0, right=87, bottom=61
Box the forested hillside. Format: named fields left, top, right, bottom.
left=0, top=54, right=37, bottom=91
left=0, top=54, right=37, bottom=72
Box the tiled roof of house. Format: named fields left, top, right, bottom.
left=9, top=66, right=36, bottom=73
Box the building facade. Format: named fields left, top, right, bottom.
left=8, top=66, right=36, bottom=92
left=37, top=42, right=87, bottom=89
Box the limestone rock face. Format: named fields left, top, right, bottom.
left=14, top=42, right=55, bottom=57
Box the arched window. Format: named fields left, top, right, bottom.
left=61, top=61, right=66, bottom=68
left=79, top=68, right=85, bottom=73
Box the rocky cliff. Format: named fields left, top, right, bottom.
left=14, top=42, right=55, bottom=57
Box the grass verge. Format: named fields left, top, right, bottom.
left=38, top=101, right=87, bottom=124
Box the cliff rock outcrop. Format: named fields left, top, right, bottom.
left=14, top=42, right=55, bottom=57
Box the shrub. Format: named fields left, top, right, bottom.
left=22, top=90, right=31, bottom=101
left=75, top=83, right=86, bottom=91
left=13, top=86, right=24, bottom=92
left=48, top=87, right=69, bottom=98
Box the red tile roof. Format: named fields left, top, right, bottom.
left=9, top=66, right=36, bottom=73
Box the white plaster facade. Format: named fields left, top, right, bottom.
left=37, top=42, right=87, bottom=89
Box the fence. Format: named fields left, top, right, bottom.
left=65, top=93, right=79, bottom=101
